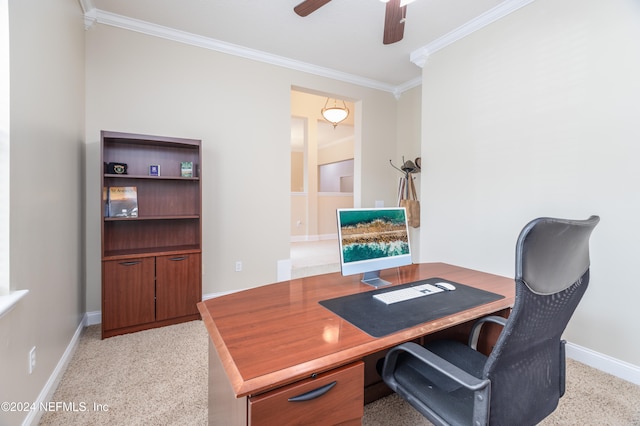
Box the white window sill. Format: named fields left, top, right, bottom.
left=0, top=289, right=29, bottom=319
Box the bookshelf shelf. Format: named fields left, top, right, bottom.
left=104, top=215, right=200, bottom=221
left=103, top=245, right=201, bottom=261
left=104, top=173, right=200, bottom=181
left=101, top=131, right=202, bottom=339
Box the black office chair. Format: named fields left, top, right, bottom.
left=381, top=216, right=600, bottom=426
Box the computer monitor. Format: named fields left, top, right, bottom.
left=336, top=207, right=412, bottom=287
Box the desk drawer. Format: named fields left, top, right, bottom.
left=248, top=361, right=364, bottom=426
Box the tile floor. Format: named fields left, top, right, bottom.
left=290, top=239, right=340, bottom=278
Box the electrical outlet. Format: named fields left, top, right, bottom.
left=235, top=261, right=242, bottom=272
left=29, top=346, right=36, bottom=374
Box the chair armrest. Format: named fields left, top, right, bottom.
left=468, top=315, right=508, bottom=350
left=382, top=342, right=490, bottom=392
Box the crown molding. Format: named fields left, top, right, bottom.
left=410, top=0, right=536, bottom=68
left=85, top=9, right=404, bottom=95
left=392, top=77, right=422, bottom=98
left=84, top=0, right=535, bottom=97
left=78, top=0, right=96, bottom=29
left=78, top=0, right=93, bottom=14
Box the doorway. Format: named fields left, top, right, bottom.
left=290, top=89, right=355, bottom=278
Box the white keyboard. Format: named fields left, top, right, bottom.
left=373, top=284, right=444, bottom=305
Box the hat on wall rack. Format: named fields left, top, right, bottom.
left=390, top=156, right=421, bottom=175
left=401, top=160, right=417, bottom=173
left=321, top=97, right=349, bottom=128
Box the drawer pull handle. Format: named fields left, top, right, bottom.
left=119, top=261, right=141, bottom=266
left=287, top=381, right=337, bottom=402
left=169, top=256, right=187, bottom=261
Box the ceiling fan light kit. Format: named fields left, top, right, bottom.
left=294, top=0, right=410, bottom=45
left=321, top=98, right=349, bottom=129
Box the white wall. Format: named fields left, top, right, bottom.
left=396, top=86, right=422, bottom=261
left=419, top=0, right=640, bottom=365
left=0, top=0, right=85, bottom=424
left=84, top=24, right=402, bottom=307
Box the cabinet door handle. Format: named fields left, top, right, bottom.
left=287, top=381, right=337, bottom=402
left=169, top=256, right=187, bottom=261
left=119, top=261, right=141, bottom=266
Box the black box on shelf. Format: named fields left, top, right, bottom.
left=105, top=162, right=128, bottom=174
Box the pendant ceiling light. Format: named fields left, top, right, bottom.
left=321, top=98, right=349, bottom=128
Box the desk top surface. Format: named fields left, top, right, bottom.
left=197, top=263, right=515, bottom=397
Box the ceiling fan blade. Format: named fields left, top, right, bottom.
left=294, top=0, right=332, bottom=17
left=383, top=0, right=406, bottom=45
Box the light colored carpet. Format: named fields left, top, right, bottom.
left=39, top=321, right=208, bottom=426
left=40, top=321, right=640, bottom=425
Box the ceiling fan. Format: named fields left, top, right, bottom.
left=294, top=0, right=408, bottom=45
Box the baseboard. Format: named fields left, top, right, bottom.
left=22, top=314, right=87, bottom=426
left=79, top=297, right=242, bottom=324
left=85, top=310, right=101, bottom=326
left=566, top=341, right=640, bottom=386
left=203, top=289, right=244, bottom=300
left=277, top=259, right=292, bottom=282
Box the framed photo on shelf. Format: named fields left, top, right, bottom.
left=181, top=161, right=193, bottom=177
left=149, top=164, right=160, bottom=176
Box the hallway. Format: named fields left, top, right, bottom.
left=290, top=239, right=340, bottom=278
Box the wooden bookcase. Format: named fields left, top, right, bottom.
left=101, top=130, right=202, bottom=338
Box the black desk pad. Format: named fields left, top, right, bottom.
left=319, top=277, right=505, bottom=338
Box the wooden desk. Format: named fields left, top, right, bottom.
left=197, top=263, right=515, bottom=425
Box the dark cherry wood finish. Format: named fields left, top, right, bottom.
left=294, top=0, right=332, bottom=17
left=383, top=0, right=406, bottom=45
left=156, top=253, right=201, bottom=321
left=102, top=258, right=155, bottom=331
left=101, top=131, right=202, bottom=339
left=249, top=362, right=364, bottom=426
left=198, top=263, right=515, bottom=424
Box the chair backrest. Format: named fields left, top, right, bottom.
left=483, top=216, right=599, bottom=425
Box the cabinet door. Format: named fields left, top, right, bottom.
left=103, top=257, right=155, bottom=331
left=156, top=253, right=201, bottom=321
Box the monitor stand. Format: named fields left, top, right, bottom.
left=361, top=270, right=391, bottom=288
